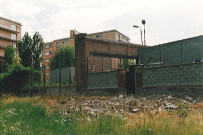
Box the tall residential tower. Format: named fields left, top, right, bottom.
left=0, top=16, right=21, bottom=61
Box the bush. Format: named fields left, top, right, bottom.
left=0, top=64, right=42, bottom=94
left=31, top=68, right=42, bottom=83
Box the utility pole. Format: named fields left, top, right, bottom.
left=142, top=20, right=146, bottom=46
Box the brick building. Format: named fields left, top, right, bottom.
left=0, top=16, right=21, bottom=61
left=43, top=29, right=130, bottom=82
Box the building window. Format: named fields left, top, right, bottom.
left=11, top=33, right=16, bottom=40
left=118, top=34, right=121, bottom=40
left=45, top=44, right=52, bottom=49
left=45, top=52, right=50, bottom=56
left=193, top=59, right=202, bottom=63
left=122, top=36, right=125, bottom=41
left=12, top=43, right=16, bottom=48
left=57, top=41, right=61, bottom=47
left=11, top=25, right=16, bottom=31
left=45, top=59, right=49, bottom=63
left=96, top=35, right=102, bottom=39
left=63, top=40, right=68, bottom=44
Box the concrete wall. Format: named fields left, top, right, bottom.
left=142, top=63, right=203, bottom=87
left=138, top=36, right=203, bottom=66
left=87, top=69, right=126, bottom=95
left=87, top=71, right=119, bottom=89
left=49, top=67, right=75, bottom=84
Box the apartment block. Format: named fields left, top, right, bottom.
left=43, top=29, right=130, bottom=82
left=0, top=16, right=21, bottom=61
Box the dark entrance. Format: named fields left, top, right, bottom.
left=126, top=65, right=142, bottom=95
left=126, top=66, right=135, bottom=95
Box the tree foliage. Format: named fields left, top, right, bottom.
left=17, top=32, right=32, bottom=67
left=122, top=59, right=136, bottom=69
left=50, top=46, right=75, bottom=69
left=32, top=32, right=44, bottom=70
left=17, top=32, right=44, bottom=70
left=4, top=44, right=16, bottom=65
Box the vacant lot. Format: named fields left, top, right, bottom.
left=0, top=95, right=203, bottom=135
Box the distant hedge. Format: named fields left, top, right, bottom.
left=0, top=64, right=41, bottom=94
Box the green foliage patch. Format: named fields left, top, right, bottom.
left=50, top=46, right=75, bottom=69
left=0, top=64, right=41, bottom=94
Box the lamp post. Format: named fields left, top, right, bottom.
left=142, top=20, right=146, bottom=46
left=133, top=25, right=143, bottom=46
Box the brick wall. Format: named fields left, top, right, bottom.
left=75, top=33, right=141, bottom=91
left=142, top=63, right=203, bottom=87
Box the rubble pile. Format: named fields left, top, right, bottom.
left=53, top=95, right=200, bottom=117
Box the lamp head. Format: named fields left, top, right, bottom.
left=133, top=25, right=139, bottom=28
left=142, top=20, right=146, bottom=25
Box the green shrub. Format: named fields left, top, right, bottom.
left=0, top=64, right=42, bottom=94
left=30, top=68, right=42, bottom=83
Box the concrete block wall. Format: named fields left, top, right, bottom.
left=87, top=71, right=119, bottom=89
left=138, top=36, right=203, bottom=66
left=142, top=63, right=203, bottom=87
left=49, top=67, right=75, bottom=84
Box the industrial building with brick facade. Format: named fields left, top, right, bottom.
left=43, top=29, right=131, bottom=82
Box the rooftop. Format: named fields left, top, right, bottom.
left=87, top=29, right=130, bottom=40
left=139, top=35, right=203, bottom=50
left=45, top=29, right=130, bottom=43
left=0, top=16, right=22, bottom=25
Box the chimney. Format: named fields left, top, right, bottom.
left=70, top=29, right=80, bottom=38
left=70, top=30, right=74, bottom=38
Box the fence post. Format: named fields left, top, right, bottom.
left=43, top=65, right=46, bottom=88
left=59, top=61, right=61, bottom=88
left=181, top=42, right=182, bottom=65
left=102, top=57, right=103, bottom=71
left=31, top=65, right=33, bottom=87
left=86, top=57, right=88, bottom=73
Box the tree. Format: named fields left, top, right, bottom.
left=32, top=32, right=44, bottom=70
left=17, top=32, right=44, bottom=70
left=122, top=59, right=136, bottom=69
left=50, top=46, right=75, bottom=69
left=4, top=44, right=16, bottom=65
left=17, top=32, right=32, bottom=67
left=122, top=58, right=129, bottom=69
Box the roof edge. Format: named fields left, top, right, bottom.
left=0, top=16, right=22, bottom=25
left=87, top=29, right=130, bottom=40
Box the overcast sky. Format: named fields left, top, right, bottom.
left=0, top=0, right=202, bottom=45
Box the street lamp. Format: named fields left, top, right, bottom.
left=142, top=20, right=146, bottom=46
left=133, top=25, right=143, bottom=46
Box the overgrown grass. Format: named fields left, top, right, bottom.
left=0, top=96, right=203, bottom=135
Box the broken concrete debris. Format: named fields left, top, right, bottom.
left=54, top=95, right=198, bottom=117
